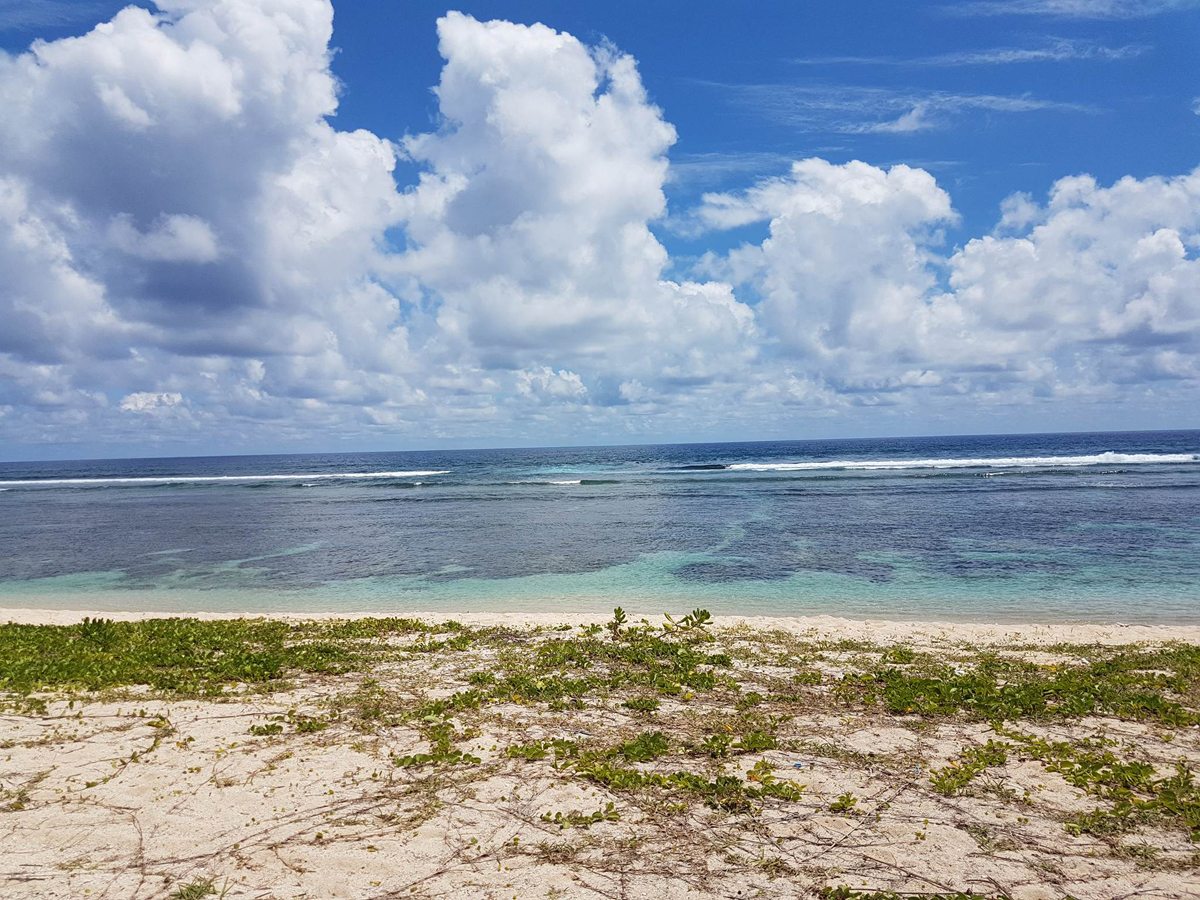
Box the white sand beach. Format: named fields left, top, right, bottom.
left=2, top=609, right=1198, bottom=900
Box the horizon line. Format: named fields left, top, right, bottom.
left=1, top=425, right=1197, bottom=467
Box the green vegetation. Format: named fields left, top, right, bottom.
left=622, top=696, right=661, bottom=712
left=698, top=733, right=732, bottom=758
left=608, top=606, right=627, bottom=640
left=662, top=608, right=712, bottom=635
left=392, top=718, right=481, bottom=770
left=505, top=739, right=578, bottom=763
left=169, top=878, right=225, bottom=900
left=733, top=729, right=776, bottom=753
left=0, top=616, right=461, bottom=695
left=836, top=645, right=1200, bottom=725
left=997, top=728, right=1200, bottom=841
left=540, top=802, right=620, bottom=829
left=572, top=757, right=804, bottom=812
left=5, top=606, right=1200, bottom=864
left=930, top=740, right=1008, bottom=796
left=616, top=731, right=670, bottom=762
left=828, top=792, right=858, bottom=814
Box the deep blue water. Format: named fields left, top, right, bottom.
left=1, top=431, right=1198, bottom=622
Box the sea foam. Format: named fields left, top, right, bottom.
left=503, top=479, right=583, bottom=485
left=726, top=452, right=1197, bottom=472
left=0, top=470, right=450, bottom=487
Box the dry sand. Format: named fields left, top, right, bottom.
left=2, top=608, right=1198, bottom=900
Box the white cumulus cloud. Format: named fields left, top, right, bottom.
left=120, top=391, right=183, bottom=412
left=0, top=1, right=1196, bottom=453
left=698, top=161, right=1200, bottom=405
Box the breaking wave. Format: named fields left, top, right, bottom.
left=724, top=452, right=1197, bottom=472
left=0, top=470, right=451, bottom=487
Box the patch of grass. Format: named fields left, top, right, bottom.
left=733, top=730, right=777, bottom=753
left=881, top=646, right=917, bottom=665
left=930, top=740, right=1007, bottom=796
left=736, top=690, right=765, bottom=710
left=415, top=690, right=485, bottom=719
left=410, top=632, right=472, bottom=653
left=0, top=618, right=356, bottom=694
left=318, top=618, right=463, bottom=640
left=699, top=733, right=731, bottom=758
left=622, top=696, right=660, bottom=712
left=392, top=720, right=480, bottom=770
left=494, top=673, right=597, bottom=704
left=540, top=801, right=620, bottom=829
left=999, top=727, right=1200, bottom=841
left=838, top=644, right=1200, bottom=724
left=573, top=753, right=804, bottom=812
left=169, top=878, right=224, bottom=900
left=506, top=739, right=578, bottom=763
left=829, top=792, right=858, bottom=814
left=617, top=731, right=669, bottom=762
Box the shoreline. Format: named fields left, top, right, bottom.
left=5, top=605, right=1200, bottom=646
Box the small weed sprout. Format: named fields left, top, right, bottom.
left=829, top=792, right=858, bottom=814
left=608, top=607, right=628, bottom=641
left=168, top=878, right=227, bottom=900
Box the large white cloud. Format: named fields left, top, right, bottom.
left=697, top=159, right=956, bottom=378
left=945, top=170, right=1200, bottom=387
left=0, top=0, right=421, bottom=441
left=697, top=161, right=1200, bottom=411
left=0, top=1, right=1196, bottom=453
left=391, top=12, right=757, bottom=404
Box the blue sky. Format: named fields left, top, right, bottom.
left=0, top=0, right=1198, bottom=459
left=12, top=0, right=1193, bottom=244
left=326, top=1, right=1200, bottom=243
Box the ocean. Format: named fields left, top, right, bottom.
left=1, top=430, right=1198, bottom=622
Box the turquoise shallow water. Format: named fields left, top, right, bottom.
left=1, top=431, right=1198, bottom=622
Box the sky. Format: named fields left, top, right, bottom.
left=0, top=0, right=1198, bottom=460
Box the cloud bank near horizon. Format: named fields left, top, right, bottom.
left=0, top=0, right=1197, bottom=454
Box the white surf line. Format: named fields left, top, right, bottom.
left=503, top=479, right=584, bottom=485
left=727, top=452, right=1198, bottom=472
left=0, top=471, right=451, bottom=487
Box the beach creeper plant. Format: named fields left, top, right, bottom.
left=930, top=741, right=1008, bottom=796
left=0, top=616, right=463, bottom=694
left=392, top=717, right=481, bottom=769
left=540, top=802, right=620, bottom=830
